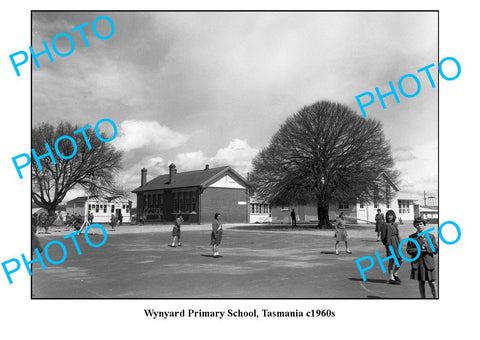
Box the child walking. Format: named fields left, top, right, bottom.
left=406, top=216, right=438, bottom=298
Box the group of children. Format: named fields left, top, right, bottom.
left=377, top=209, right=437, bottom=298
left=108, top=211, right=124, bottom=231
left=169, top=213, right=223, bottom=257
left=335, top=209, right=438, bottom=298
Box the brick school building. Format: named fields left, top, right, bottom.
left=132, top=164, right=250, bottom=223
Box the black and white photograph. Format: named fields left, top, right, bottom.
left=0, top=1, right=478, bottom=339
left=29, top=11, right=439, bottom=298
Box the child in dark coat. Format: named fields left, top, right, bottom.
left=110, top=214, right=118, bottom=231
left=406, top=216, right=438, bottom=298
left=380, top=210, right=403, bottom=284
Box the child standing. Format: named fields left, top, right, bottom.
left=211, top=213, right=223, bottom=257
left=334, top=212, right=352, bottom=255
left=171, top=214, right=184, bottom=247
left=406, top=216, right=438, bottom=298
left=380, top=210, right=403, bottom=285
left=374, top=209, right=384, bottom=241
left=110, top=214, right=117, bottom=231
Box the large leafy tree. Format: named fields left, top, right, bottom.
left=32, top=121, right=123, bottom=215
left=250, top=100, right=398, bottom=228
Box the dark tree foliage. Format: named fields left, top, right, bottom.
left=250, top=101, right=398, bottom=228
left=32, top=121, right=123, bottom=216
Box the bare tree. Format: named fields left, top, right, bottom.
left=32, top=121, right=123, bottom=215
left=250, top=100, right=398, bottom=228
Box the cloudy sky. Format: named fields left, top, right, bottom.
left=32, top=11, right=438, bottom=202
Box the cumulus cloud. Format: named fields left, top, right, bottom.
left=167, top=139, right=259, bottom=176
left=211, top=139, right=258, bottom=175
left=171, top=151, right=208, bottom=171
left=113, top=120, right=189, bottom=152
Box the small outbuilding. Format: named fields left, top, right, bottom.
left=66, top=196, right=132, bottom=223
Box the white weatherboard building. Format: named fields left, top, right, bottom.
left=271, top=172, right=419, bottom=224
left=249, top=196, right=272, bottom=223
left=66, top=196, right=132, bottom=223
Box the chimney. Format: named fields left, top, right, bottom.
left=205, top=164, right=209, bottom=170
left=141, top=168, right=147, bottom=187
left=169, top=163, right=177, bottom=184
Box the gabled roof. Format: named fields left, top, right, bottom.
left=66, top=196, right=89, bottom=204
left=132, top=166, right=249, bottom=193
left=66, top=196, right=131, bottom=204
left=377, top=172, right=400, bottom=192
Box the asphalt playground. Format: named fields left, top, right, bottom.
left=31, top=222, right=439, bottom=299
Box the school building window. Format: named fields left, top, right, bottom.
left=150, top=193, right=163, bottom=212
left=111, top=204, right=115, bottom=213
left=191, top=197, right=196, bottom=212
left=179, top=193, right=185, bottom=212
left=359, top=201, right=365, bottom=209
left=173, top=195, right=179, bottom=212
left=103, top=205, right=107, bottom=213
left=173, top=191, right=197, bottom=213
left=95, top=204, right=99, bottom=213
left=250, top=203, right=270, bottom=214
left=338, top=203, right=349, bottom=209
left=186, top=193, right=191, bottom=212
left=398, top=200, right=409, bottom=214
left=374, top=200, right=378, bottom=209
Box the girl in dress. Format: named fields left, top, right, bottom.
left=334, top=213, right=352, bottom=255
left=380, top=210, right=403, bottom=284
left=406, top=216, right=438, bottom=298
left=171, top=214, right=184, bottom=247
left=211, top=213, right=223, bottom=257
